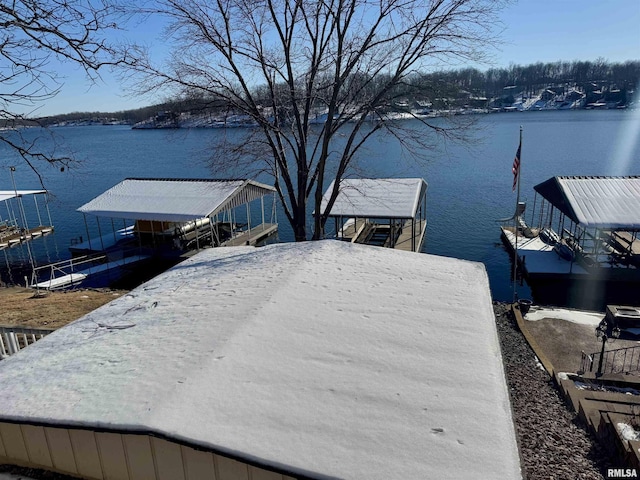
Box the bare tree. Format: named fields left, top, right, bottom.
left=127, top=0, right=506, bottom=240
left=1, top=0, right=124, bottom=180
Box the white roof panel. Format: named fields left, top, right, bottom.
left=560, top=177, right=640, bottom=228
left=0, top=241, right=520, bottom=480
left=0, top=189, right=47, bottom=203
left=77, top=178, right=275, bottom=222
left=321, top=178, right=427, bottom=219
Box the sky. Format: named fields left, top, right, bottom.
left=25, top=0, right=640, bottom=117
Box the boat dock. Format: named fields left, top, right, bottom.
left=500, top=176, right=640, bottom=308
left=1, top=225, right=54, bottom=249
left=32, top=178, right=279, bottom=290
left=1, top=189, right=54, bottom=250
left=320, top=178, right=428, bottom=253
left=500, top=226, right=589, bottom=278
left=339, top=217, right=426, bottom=252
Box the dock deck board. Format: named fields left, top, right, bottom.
left=0, top=225, right=54, bottom=250
left=501, top=226, right=589, bottom=276
left=220, top=224, right=278, bottom=247
left=609, top=231, right=640, bottom=255
left=394, top=219, right=427, bottom=252
left=339, top=218, right=425, bottom=252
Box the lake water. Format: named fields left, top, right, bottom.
left=2, top=109, right=639, bottom=305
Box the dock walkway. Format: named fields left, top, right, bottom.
left=32, top=255, right=150, bottom=290
left=220, top=223, right=278, bottom=247
left=395, top=219, right=427, bottom=252
left=0, top=225, right=54, bottom=250
left=339, top=218, right=426, bottom=252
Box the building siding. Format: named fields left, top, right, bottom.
left=0, top=422, right=297, bottom=480
left=69, top=429, right=103, bottom=479
left=22, top=425, right=52, bottom=468
left=0, top=423, right=29, bottom=462
left=46, top=427, right=77, bottom=473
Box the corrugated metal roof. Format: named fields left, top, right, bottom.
left=77, top=178, right=276, bottom=222
left=320, top=178, right=427, bottom=219
left=0, top=190, right=47, bottom=203
left=534, top=176, right=640, bottom=229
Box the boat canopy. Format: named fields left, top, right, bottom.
left=77, top=178, right=276, bottom=222
left=533, top=176, right=640, bottom=229
left=320, top=178, right=428, bottom=219
left=0, top=190, right=47, bottom=202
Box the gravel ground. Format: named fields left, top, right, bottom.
left=494, top=302, right=610, bottom=479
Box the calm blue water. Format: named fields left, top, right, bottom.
left=2, top=109, right=639, bottom=303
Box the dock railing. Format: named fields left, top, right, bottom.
left=30, top=245, right=155, bottom=290
left=0, top=325, right=54, bottom=359
left=579, top=345, right=640, bottom=376
left=30, top=253, right=109, bottom=290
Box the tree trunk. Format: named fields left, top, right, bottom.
left=311, top=196, right=324, bottom=241
left=293, top=204, right=307, bottom=241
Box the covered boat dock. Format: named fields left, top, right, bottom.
left=320, top=178, right=427, bottom=252
left=32, top=178, right=277, bottom=290
left=0, top=190, right=54, bottom=250
left=501, top=176, right=640, bottom=309
left=501, top=176, right=640, bottom=282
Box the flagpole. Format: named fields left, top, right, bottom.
left=512, top=126, right=523, bottom=303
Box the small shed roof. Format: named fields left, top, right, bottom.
left=0, top=190, right=47, bottom=203
left=0, top=241, right=520, bottom=480
left=534, top=176, right=640, bottom=229
left=321, top=178, right=427, bottom=219
left=77, top=178, right=276, bottom=222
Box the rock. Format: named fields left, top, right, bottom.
left=494, top=302, right=608, bottom=479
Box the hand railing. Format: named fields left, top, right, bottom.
left=579, top=345, right=640, bottom=376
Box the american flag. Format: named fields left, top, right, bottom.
left=512, top=142, right=521, bottom=191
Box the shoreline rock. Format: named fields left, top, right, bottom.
left=494, top=302, right=609, bottom=479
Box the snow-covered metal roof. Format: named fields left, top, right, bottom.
left=534, top=176, right=640, bottom=229
left=77, top=178, right=276, bottom=222
left=0, top=241, right=520, bottom=480
left=0, top=190, right=47, bottom=203
left=320, top=178, right=427, bottom=219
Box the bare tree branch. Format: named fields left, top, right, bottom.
left=1, top=0, right=126, bottom=174
left=124, top=0, right=507, bottom=240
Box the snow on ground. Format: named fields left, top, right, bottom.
left=524, top=305, right=604, bottom=326
left=0, top=241, right=521, bottom=479
left=618, top=423, right=640, bottom=441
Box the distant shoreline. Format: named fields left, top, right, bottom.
left=44, top=104, right=636, bottom=130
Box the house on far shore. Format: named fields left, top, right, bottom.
left=0, top=241, right=521, bottom=480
